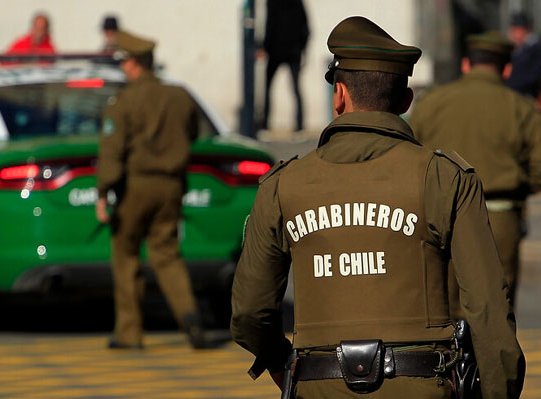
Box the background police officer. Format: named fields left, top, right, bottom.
left=410, top=31, right=541, bottom=308
left=231, top=16, right=525, bottom=398
left=96, top=30, right=206, bottom=349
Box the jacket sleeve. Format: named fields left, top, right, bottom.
left=96, top=96, right=128, bottom=198
left=426, top=157, right=525, bottom=399
left=230, top=173, right=292, bottom=379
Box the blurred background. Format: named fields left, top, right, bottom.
left=1, top=0, right=537, bottom=136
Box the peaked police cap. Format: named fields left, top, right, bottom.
left=466, top=31, right=514, bottom=56
left=325, top=16, right=422, bottom=84
left=114, top=30, right=156, bottom=60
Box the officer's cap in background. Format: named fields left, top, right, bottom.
left=113, top=30, right=156, bottom=61
left=466, top=31, right=514, bottom=56
left=325, top=16, right=422, bottom=84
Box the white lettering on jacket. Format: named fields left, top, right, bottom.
left=287, top=203, right=418, bottom=243
left=312, top=252, right=387, bottom=278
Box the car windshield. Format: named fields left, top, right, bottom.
left=0, top=81, right=122, bottom=140
left=0, top=79, right=222, bottom=141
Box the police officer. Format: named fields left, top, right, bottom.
left=231, top=17, right=525, bottom=398
left=410, top=31, right=541, bottom=308
left=96, top=30, right=206, bottom=349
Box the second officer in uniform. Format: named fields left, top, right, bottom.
left=96, top=30, right=206, bottom=349
left=410, top=31, right=541, bottom=308
left=231, top=16, right=525, bottom=398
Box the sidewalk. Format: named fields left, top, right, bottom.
left=0, top=331, right=279, bottom=399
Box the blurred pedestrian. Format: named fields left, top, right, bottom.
left=506, top=11, right=541, bottom=103
left=100, top=15, right=120, bottom=53
left=96, top=30, right=208, bottom=349
left=6, top=12, right=56, bottom=54
left=232, top=17, right=524, bottom=399
left=411, top=31, right=541, bottom=308
left=260, top=0, right=309, bottom=132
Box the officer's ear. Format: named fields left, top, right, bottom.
left=503, top=63, right=512, bottom=80
left=332, top=81, right=348, bottom=117
left=461, top=57, right=472, bottom=74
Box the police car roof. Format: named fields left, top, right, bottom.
left=0, top=53, right=230, bottom=135
left=0, top=54, right=126, bottom=86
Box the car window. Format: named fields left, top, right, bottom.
left=0, top=81, right=122, bottom=140
left=0, top=79, right=223, bottom=141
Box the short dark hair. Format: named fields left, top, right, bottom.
left=102, top=16, right=119, bottom=31
left=468, top=49, right=509, bottom=73
left=133, top=52, right=154, bottom=70
left=334, top=70, right=408, bottom=113
left=510, top=11, right=531, bottom=29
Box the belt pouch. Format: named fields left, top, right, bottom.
left=336, top=340, right=385, bottom=393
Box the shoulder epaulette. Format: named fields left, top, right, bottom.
left=259, top=155, right=298, bottom=184
left=433, top=149, right=474, bottom=172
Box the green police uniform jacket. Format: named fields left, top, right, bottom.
left=231, top=111, right=525, bottom=398
left=410, top=67, right=541, bottom=198
left=97, top=71, right=198, bottom=198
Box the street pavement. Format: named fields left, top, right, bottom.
left=0, top=331, right=280, bottom=399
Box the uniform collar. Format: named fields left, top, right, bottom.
left=318, top=111, right=418, bottom=147
left=129, top=70, right=159, bottom=85
left=463, top=67, right=503, bottom=84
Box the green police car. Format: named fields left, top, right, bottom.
left=0, top=56, right=274, bottom=327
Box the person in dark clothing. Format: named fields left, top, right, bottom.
left=506, top=11, right=541, bottom=102
left=261, top=0, right=309, bottom=132
left=100, top=15, right=120, bottom=53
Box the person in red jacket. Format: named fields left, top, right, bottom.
left=6, top=13, right=56, bottom=54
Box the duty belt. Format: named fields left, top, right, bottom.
left=296, top=346, right=455, bottom=381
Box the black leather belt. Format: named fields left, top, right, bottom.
left=296, top=349, right=448, bottom=381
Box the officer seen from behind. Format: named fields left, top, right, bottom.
left=410, top=31, right=541, bottom=309
left=96, top=30, right=207, bottom=349
left=231, top=16, right=525, bottom=398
